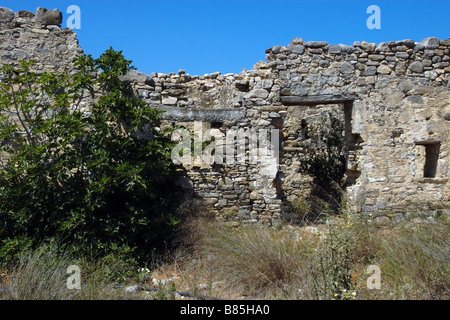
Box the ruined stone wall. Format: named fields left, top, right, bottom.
left=0, top=7, right=83, bottom=72
left=128, top=37, right=450, bottom=224
left=1, top=7, right=449, bottom=225
left=265, top=38, right=450, bottom=223
left=0, top=7, right=84, bottom=164
left=126, top=67, right=285, bottom=225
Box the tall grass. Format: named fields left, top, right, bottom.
left=180, top=210, right=450, bottom=300
left=1, top=243, right=134, bottom=300
left=367, top=220, right=450, bottom=299
left=3, top=244, right=76, bottom=300
left=198, top=223, right=308, bottom=297
left=2, top=208, right=448, bottom=300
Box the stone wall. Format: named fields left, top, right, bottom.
left=0, top=7, right=85, bottom=165
left=126, top=37, right=450, bottom=224
left=0, top=7, right=83, bottom=73
left=1, top=7, right=449, bottom=225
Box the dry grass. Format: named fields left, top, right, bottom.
left=1, top=207, right=448, bottom=300
left=0, top=244, right=129, bottom=300
left=365, top=220, right=450, bottom=299
left=169, top=209, right=450, bottom=300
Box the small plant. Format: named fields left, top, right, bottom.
left=333, top=289, right=357, bottom=300
left=151, top=279, right=176, bottom=300
left=137, top=267, right=152, bottom=284
left=309, top=215, right=358, bottom=300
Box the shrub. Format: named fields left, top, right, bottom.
left=0, top=49, right=183, bottom=266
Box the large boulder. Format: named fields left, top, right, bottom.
left=35, top=7, right=62, bottom=26
left=420, top=37, right=440, bottom=49
left=119, top=70, right=151, bottom=83
left=0, top=7, right=14, bottom=23
left=408, top=61, right=424, bottom=73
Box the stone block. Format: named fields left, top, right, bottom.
left=420, top=37, right=440, bottom=49
left=35, top=7, right=62, bottom=25
left=287, top=43, right=305, bottom=54
left=162, top=96, right=177, bottom=105
left=340, top=61, right=355, bottom=74
left=306, top=41, right=328, bottom=48
left=327, top=45, right=342, bottom=54
left=408, top=61, right=424, bottom=73
left=395, top=52, right=409, bottom=59
left=245, top=89, right=269, bottom=99
left=0, top=7, right=14, bottom=23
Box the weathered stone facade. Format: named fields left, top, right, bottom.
left=0, top=7, right=83, bottom=72
left=1, top=7, right=449, bottom=225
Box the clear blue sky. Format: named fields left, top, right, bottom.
left=1, top=0, right=449, bottom=75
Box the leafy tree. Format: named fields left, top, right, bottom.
left=298, top=112, right=347, bottom=215
left=0, top=49, right=182, bottom=264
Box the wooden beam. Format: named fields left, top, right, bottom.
left=414, top=140, right=441, bottom=145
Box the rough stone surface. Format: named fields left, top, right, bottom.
left=306, top=41, right=328, bottom=48
left=408, top=61, right=424, bottom=73
left=245, top=88, right=269, bottom=99
left=120, top=70, right=151, bottom=83
left=287, top=43, right=305, bottom=54
left=0, top=7, right=14, bottom=23
left=420, top=37, right=440, bottom=49
left=35, top=7, right=63, bottom=25
left=340, top=62, right=355, bottom=74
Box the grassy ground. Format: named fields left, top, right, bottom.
left=1, top=208, right=448, bottom=300
left=155, top=209, right=450, bottom=300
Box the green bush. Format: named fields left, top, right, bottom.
left=0, top=48, right=183, bottom=266
left=298, top=112, right=346, bottom=189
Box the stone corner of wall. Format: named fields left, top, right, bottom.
left=0, top=6, right=64, bottom=26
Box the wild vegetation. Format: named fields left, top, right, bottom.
left=1, top=205, right=448, bottom=300
left=0, top=50, right=183, bottom=267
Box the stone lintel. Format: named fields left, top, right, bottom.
left=154, top=105, right=246, bottom=122
left=281, top=94, right=357, bottom=105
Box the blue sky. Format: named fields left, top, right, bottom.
left=1, top=0, right=449, bottom=75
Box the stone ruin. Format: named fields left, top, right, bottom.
left=1, top=7, right=449, bottom=226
